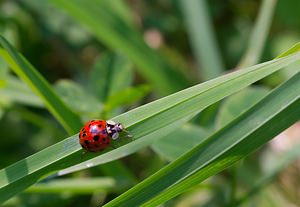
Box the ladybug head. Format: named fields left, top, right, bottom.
left=106, top=120, right=124, bottom=140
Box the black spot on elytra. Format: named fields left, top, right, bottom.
left=93, top=135, right=100, bottom=141
left=84, top=140, right=90, bottom=145
left=102, top=137, right=107, bottom=142
left=81, top=128, right=84, bottom=132
left=82, top=133, right=86, bottom=137
left=98, top=124, right=102, bottom=128
left=89, top=124, right=91, bottom=127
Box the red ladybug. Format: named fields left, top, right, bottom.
left=79, top=120, right=128, bottom=152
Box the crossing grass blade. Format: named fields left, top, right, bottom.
left=180, top=0, right=224, bottom=80
left=89, top=52, right=133, bottom=103
left=1, top=49, right=300, bottom=203
left=105, top=70, right=300, bottom=207
left=238, top=0, right=277, bottom=68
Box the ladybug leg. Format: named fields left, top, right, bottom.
left=110, top=139, right=123, bottom=149
left=80, top=150, right=87, bottom=159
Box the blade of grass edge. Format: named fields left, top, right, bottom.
left=104, top=71, right=300, bottom=207
left=238, top=0, right=277, bottom=68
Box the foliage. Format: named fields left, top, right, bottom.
left=1, top=0, right=300, bottom=206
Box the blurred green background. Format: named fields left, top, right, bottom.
left=1, top=0, right=300, bottom=206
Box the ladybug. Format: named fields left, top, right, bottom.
left=79, top=120, right=128, bottom=152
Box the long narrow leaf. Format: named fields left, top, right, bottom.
left=180, top=0, right=224, bottom=80
left=108, top=70, right=300, bottom=207
left=238, top=0, right=277, bottom=68
left=89, top=52, right=133, bottom=103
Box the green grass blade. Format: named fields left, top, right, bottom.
left=51, top=0, right=190, bottom=95
left=180, top=0, right=224, bottom=80
left=0, top=52, right=300, bottom=203
left=151, top=124, right=210, bottom=161
left=216, top=86, right=270, bottom=129
left=59, top=53, right=300, bottom=175
left=54, top=80, right=102, bottom=117
left=106, top=70, right=300, bottom=207
left=238, top=0, right=277, bottom=68
left=89, top=52, right=133, bottom=103
left=0, top=35, right=82, bottom=134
